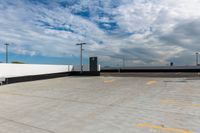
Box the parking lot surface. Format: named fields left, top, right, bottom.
left=0, top=76, right=199, bottom=133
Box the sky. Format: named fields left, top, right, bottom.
left=0, top=0, right=200, bottom=66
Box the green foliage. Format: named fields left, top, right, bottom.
left=11, top=61, right=25, bottom=64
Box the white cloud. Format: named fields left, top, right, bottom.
left=0, top=0, right=108, bottom=57
left=0, top=0, right=200, bottom=66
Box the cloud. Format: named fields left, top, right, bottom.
left=160, top=19, right=200, bottom=50
left=0, top=0, right=107, bottom=57
left=0, top=0, right=200, bottom=66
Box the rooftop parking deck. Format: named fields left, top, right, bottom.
left=0, top=76, right=199, bottom=133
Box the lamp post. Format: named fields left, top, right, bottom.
left=122, top=56, right=125, bottom=68
left=4, top=43, right=9, bottom=63
left=76, top=43, right=86, bottom=73
left=196, top=52, right=199, bottom=66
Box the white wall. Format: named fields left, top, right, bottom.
left=0, top=63, right=73, bottom=78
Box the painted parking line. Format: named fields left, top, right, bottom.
left=192, top=104, right=200, bottom=107
left=136, top=123, right=193, bottom=133
left=160, top=100, right=200, bottom=107
left=104, top=79, right=115, bottom=83
left=146, top=80, right=157, bottom=85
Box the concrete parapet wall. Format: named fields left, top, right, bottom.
left=0, top=63, right=73, bottom=78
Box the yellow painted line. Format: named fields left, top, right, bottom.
left=146, top=80, right=157, bottom=85
left=192, top=104, right=200, bottom=107
left=160, top=100, right=200, bottom=107
left=104, top=79, right=115, bottom=83
left=160, top=100, right=177, bottom=104
left=136, top=123, right=193, bottom=133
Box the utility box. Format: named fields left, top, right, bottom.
left=90, top=57, right=98, bottom=72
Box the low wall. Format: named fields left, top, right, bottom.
left=101, top=66, right=200, bottom=72
left=0, top=63, right=101, bottom=84
left=0, top=63, right=73, bottom=78
left=73, top=65, right=101, bottom=71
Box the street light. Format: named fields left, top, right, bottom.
left=76, top=43, right=86, bottom=73
left=196, top=52, right=199, bottom=66
left=4, top=43, right=9, bottom=63
left=122, top=56, right=125, bottom=68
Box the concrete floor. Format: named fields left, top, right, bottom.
left=0, top=76, right=199, bottom=133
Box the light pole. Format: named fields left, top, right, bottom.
left=4, top=43, right=9, bottom=63
left=196, top=52, right=199, bottom=66
left=122, top=56, right=125, bottom=68
left=76, top=43, right=86, bottom=73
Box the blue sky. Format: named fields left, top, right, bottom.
left=0, top=0, right=200, bottom=66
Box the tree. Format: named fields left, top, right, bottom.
left=11, top=61, right=25, bottom=64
